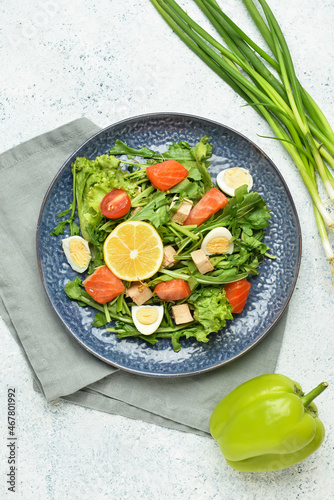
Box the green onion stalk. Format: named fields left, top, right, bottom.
left=150, top=0, right=334, bottom=277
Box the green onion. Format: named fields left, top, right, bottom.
left=103, top=303, right=111, bottom=323
left=150, top=0, right=334, bottom=276
left=130, top=185, right=155, bottom=207
left=79, top=296, right=104, bottom=312
left=159, top=268, right=248, bottom=284
left=79, top=296, right=134, bottom=324
left=169, top=222, right=199, bottom=240
left=156, top=324, right=194, bottom=333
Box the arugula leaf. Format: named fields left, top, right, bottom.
left=110, top=139, right=197, bottom=162
left=162, top=141, right=195, bottom=161
left=191, top=136, right=213, bottom=192
left=187, top=166, right=202, bottom=181
left=115, top=326, right=160, bottom=346
left=92, top=312, right=108, bottom=327
left=64, top=277, right=84, bottom=300
left=240, top=232, right=269, bottom=255
left=232, top=189, right=271, bottom=230
left=50, top=169, right=79, bottom=237
left=84, top=221, right=109, bottom=272
left=109, top=140, right=160, bottom=159
left=64, top=277, right=91, bottom=303
left=169, top=178, right=203, bottom=201
left=50, top=218, right=79, bottom=237
left=57, top=208, right=71, bottom=218
left=129, top=191, right=171, bottom=228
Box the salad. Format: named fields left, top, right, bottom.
left=51, top=136, right=272, bottom=352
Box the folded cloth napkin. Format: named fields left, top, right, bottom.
left=0, top=118, right=287, bottom=436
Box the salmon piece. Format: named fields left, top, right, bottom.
left=224, top=279, right=251, bottom=313
left=146, top=160, right=188, bottom=191
left=183, top=188, right=228, bottom=226
left=154, top=279, right=191, bottom=301
left=83, top=266, right=125, bottom=304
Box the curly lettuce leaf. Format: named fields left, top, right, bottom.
left=190, top=286, right=233, bottom=335
left=72, top=154, right=139, bottom=241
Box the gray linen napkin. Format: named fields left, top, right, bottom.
left=0, top=118, right=287, bottom=436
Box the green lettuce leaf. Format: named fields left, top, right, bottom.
left=190, top=287, right=233, bottom=335
left=72, top=154, right=139, bottom=241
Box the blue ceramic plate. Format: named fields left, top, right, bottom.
left=37, top=113, right=301, bottom=377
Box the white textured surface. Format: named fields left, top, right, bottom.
left=1, top=0, right=334, bottom=498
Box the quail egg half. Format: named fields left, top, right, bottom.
left=62, top=235, right=91, bottom=273
left=132, top=305, right=164, bottom=335
left=201, top=227, right=234, bottom=256
left=217, top=167, right=253, bottom=197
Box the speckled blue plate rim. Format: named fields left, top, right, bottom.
left=36, top=112, right=302, bottom=377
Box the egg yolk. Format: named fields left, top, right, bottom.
left=136, top=307, right=159, bottom=325
left=224, top=168, right=250, bottom=189
left=206, top=237, right=230, bottom=254
left=69, top=239, right=91, bottom=268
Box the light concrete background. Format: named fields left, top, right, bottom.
left=1, top=1, right=333, bottom=498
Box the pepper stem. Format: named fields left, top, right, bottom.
left=301, top=382, right=328, bottom=408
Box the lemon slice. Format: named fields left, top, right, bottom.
left=103, top=221, right=164, bottom=281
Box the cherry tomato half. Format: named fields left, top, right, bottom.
left=100, top=189, right=131, bottom=219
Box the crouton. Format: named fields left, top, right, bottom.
left=126, top=282, right=153, bottom=306
left=161, top=245, right=177, bottom=269
left=172, top=304, right=193, bottom=325
left=171, top=199, right=193, bottom=224
left=191, top=249, right=214, bottom=274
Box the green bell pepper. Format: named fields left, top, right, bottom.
left=209, top=373, right=328, bottom=472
